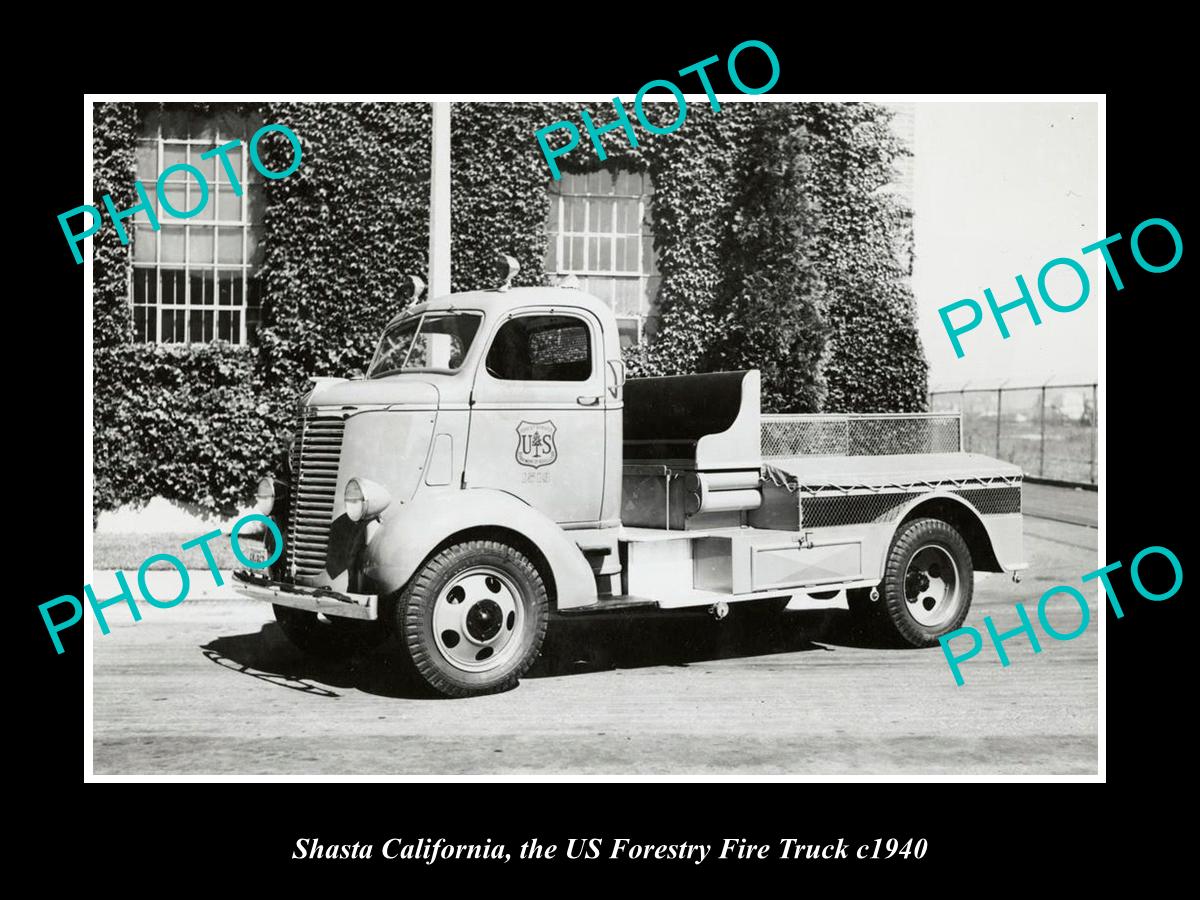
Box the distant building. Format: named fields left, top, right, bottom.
left=117, top=102, right=913, bottom=355
left=545, top=169, right=660, bottom=349
left=130, top=106, right=266, bottom=345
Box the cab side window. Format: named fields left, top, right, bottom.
left=485, top=315, right=593, bottom=381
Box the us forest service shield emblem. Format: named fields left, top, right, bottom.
left=515, top=420, right=557, bottom=469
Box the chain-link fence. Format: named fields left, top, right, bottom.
left=928, top=383, right=1097, bottom=485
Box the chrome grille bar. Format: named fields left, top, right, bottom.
left=285, top=410, right=345, bottom=580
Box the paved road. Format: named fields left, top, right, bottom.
left=92, top=500, right=1099, bottom=776
left=1022, top=481, right=1098, bottom=527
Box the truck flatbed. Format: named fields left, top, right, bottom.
left=763, top=452, right=1023, bottom=490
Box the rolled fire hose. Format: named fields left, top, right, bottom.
left=683, top=470, right=762, bottom=516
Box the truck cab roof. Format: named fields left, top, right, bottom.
left=385, top=285, right=617, bottom=331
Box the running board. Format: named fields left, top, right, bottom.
left=556, top=595, right=660, bottom=615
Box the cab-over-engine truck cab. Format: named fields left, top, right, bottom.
left=234, top=283, right=1026, bottom=698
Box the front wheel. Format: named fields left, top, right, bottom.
left=871, top=517, right=974, bottom=647
left=393, top=540, right=549, bottom=698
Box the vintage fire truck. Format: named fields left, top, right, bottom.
left=234, top=273, right=1026, bottom=697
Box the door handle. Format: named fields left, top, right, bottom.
left=576, top=395, right=601, bottom=406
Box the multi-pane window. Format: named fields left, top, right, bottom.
left=545, top=171, right=660, bottom=349
left=131, top=106, right=265, bottom=345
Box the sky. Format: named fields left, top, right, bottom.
left=909, top=102, right=1099, bottom=391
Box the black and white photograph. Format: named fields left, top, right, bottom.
left=76, top=92, right=1103, bottom=778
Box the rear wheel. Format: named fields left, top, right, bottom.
left=866, top=517, right=974, bottom=647
left=393, top=540, right=549, bottom=698
left=272, top=605, right=387, bottom=659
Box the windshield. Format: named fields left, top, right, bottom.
left=368, top=312, right=483, bottom=377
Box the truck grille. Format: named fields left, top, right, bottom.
left=286, top=410, right=345, bottom=580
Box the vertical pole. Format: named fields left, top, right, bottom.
left=1090, top=383, right=1098, bottom=484
left=995, top=389, right=1003, bottom=459
left=429, top=102, right=452, bottom=299
left=1039, top=386, right=1047, bottom=477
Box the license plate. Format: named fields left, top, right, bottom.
left=245, top=545, right=270, bottom=564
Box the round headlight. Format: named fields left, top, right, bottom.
left=344, top=478, right=365, bottom=522
left=344, top=477, right=391, bottom=523
left=255, top=476, right=276, bottom=514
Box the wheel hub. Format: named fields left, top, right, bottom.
left=466, top=599, right=503, bottom=642
left=432, top=566, right=524, bottom=672
left=903, top=545, right=960, bottom=628
left=906, top=571, right=931, bottom=597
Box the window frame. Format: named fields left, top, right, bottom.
left=546, top=172, right=658, bottom=347
left=482, top=311, right=599, bottom=384
left=129, top=117, right=262, bottom=346
left=367, top=311, right=484, bottom=378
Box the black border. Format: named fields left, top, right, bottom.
left=27, top=29, right=1193, bottom=882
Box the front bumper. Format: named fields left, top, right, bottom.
left=231, top=569, right=378, bottom=621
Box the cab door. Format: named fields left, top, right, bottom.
left=466, top=309, right=606, bottom=525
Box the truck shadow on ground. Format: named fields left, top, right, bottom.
left=199, top=608, right=890, bottom=700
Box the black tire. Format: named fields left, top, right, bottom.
left=876, top=517, right=974, bottom=647
left=393, top=540, right=549, bottom=698
left=272, top=605, right=387, bottom=659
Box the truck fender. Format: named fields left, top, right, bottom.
left=888, top=490, right=1023, bottom=574
left=360, top=487, right=599, bottom=610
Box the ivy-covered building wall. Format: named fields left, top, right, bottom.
left=92, top=100, right=927, bottom=519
